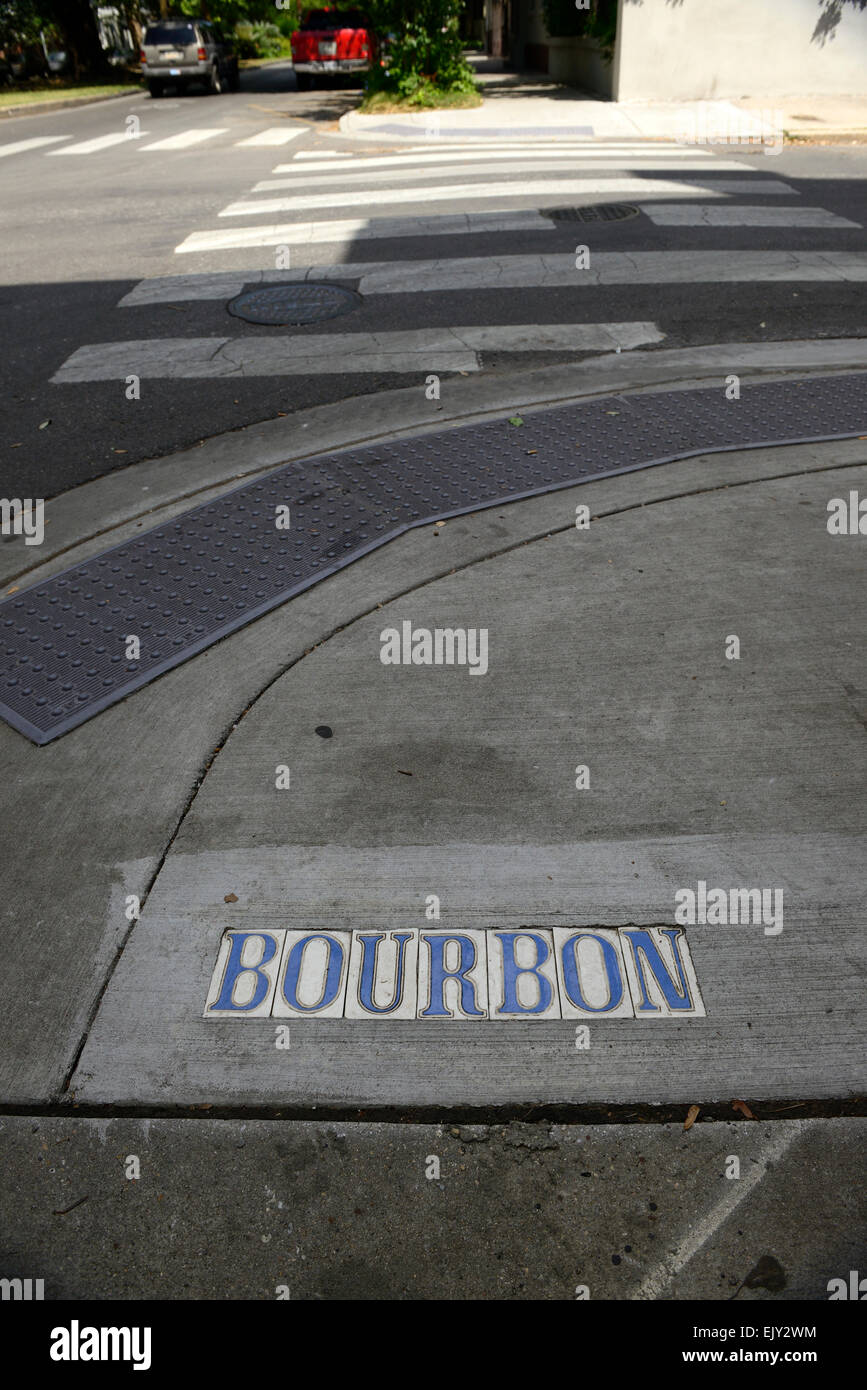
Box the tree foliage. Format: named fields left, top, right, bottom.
left=363, top=0, right=478, bottom=99
left=541, top=0, right=618, bottom=58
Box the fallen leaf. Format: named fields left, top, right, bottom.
left=526, top=449, right=537, bottom=455
left=683, top=1104, right=700, bottom=1131
left=224, top=892, right=238, bottom=903
left=732, top=1099, right=756, bottom=1119
left=38, top=419, right=51, bottom=430
left=112, top=449, right=127, bottom=454
left=604, top=410, right=620, bottom=416
left=397, top=769, right=413, bottom=776
left=508, top=416, right=524, bottom=426
left=435, top=521, right=445, bottom=527
left=53, top=1195, right=89, bottom=1216
left=10, top=442, right=22, bottom=448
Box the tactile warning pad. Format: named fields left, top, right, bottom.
left=3, top=376, right=866, bottom=744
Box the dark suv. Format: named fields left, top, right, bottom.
left=141, top=19, right=239, bottom=98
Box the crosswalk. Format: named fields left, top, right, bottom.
left=0, top=126, right=304, bottom=158
left=42, top=132, right=867, bottom=387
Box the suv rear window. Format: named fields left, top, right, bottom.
left=300, top=10, right=367, bottom=29
left=144, top=24, right=197, bottom=45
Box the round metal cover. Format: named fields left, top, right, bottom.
left=546, top=204, right=640, bottom=223
left=228, top=283, right=360, bottom=326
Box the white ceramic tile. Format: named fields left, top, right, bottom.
left=345, top=930, right=419, bottom=1018
left=417, top=930, right=489, bottom=1019
left=271, top=930, right=351, bottom=1018
left=620, top=927, right=706, bottom=1018
left=203, top=930, right=285, bottom=1018
left=487, top=929, right=561, bottom=1019
left=553, top=928, right=635, bottom=1018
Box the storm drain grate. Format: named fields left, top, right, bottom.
left=2, top=374, right=866, bottom=744
left=546, top=203, right=640, bottom=223
left=228, top=283, right=361, bottom=326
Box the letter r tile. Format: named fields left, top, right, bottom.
left=418, top=930, right=489, bottom=1018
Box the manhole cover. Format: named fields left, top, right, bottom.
left=228, top=283, right=361, bottom=326
left=546, top=204, right=640, bottom=223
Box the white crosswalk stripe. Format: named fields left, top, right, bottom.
left=351, top=250, right=867, bottom=295
left=0, top=135, right=71, bottom=157
left=235, top=128, right=304, bottom=147
left=127, top=251, right=867, bottom=306
left=252, top=160, right=775, bottom=193
left=174, top=209, right=556, bottom=255
left=399, top=142, right=706, bottom=152
left=48, top=132, right=140, bottom=156
left=141, top=129, right=228, bottom=151
left=643, top=204, right=861, bottom=227
left=51, top=323, right=666, bottom=381
left=269, top=148, right=730, bottom=175
left=219, top=172, right=766, bottom=217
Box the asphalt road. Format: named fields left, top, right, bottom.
left=1, top=61, right=866, bottom=499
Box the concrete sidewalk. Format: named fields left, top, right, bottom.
left=1, top=1114, right=863, bottom=1300
left=341, top=62, right=867, bottom=143
left=1, top=348, right=865, bottom=1107
left=1, top=351, right=864, bottom=1298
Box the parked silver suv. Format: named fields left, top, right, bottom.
left=141, top=18, right=239, bottom=98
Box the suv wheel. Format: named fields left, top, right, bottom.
left=207, top=63, right=223, bottom=94
left=147, top=80, right=163, bottom=98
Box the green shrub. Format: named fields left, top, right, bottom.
left=364, top=0, right=479, bottom=98
left=541, top=0, right=618, bottom=58
left=234, top=20, right=293, bottom=60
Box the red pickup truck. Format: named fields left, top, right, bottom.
left=291, top=8, right=373, bottom=88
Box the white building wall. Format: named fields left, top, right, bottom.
left=614, top=0, right=867, bottom=100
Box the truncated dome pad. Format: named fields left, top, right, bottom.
left=2, top=375, right=866, bottom=745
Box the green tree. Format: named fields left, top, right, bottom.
left=38, top=1, right=110, bottom=76
left=0, top=0, right=45, bottom=48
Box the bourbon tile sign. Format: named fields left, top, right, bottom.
left=204, top=927, right=705, bottom=1020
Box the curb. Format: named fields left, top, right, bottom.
left=0, top=87, right=142, bottom=119
left=4, top=341, right=867, bottom=592
left=339, top=107, right=867, bottom=144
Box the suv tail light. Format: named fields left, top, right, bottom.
left=139, top=49, right=145, bottom=62
left=197, top=46, right=206, bottom=60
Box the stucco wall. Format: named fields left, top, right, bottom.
left=614, top=0, right=867, bottom=100
left=548, top=36, right=614, bottom=94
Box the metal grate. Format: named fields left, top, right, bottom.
left=228, top=283, right=361, bottom=326
left=2, top=375, right=866, bottom=744
left=546, top=204, right=640, bottom=223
